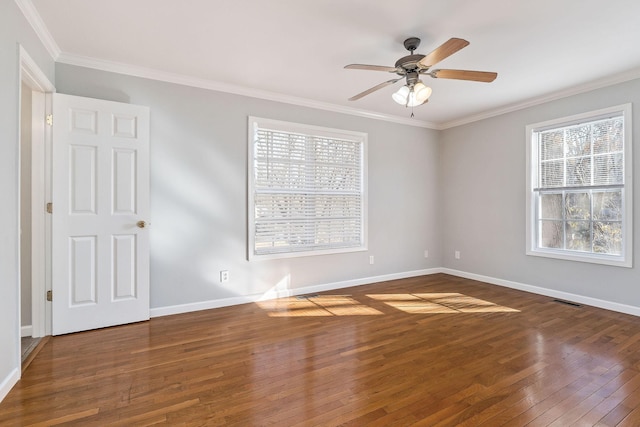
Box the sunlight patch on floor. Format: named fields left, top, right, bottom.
left=367, top=293, right=520, bottom=314
left=257, top=295, right=384, bottom=317
left=256, top=292, right=520, bottom=317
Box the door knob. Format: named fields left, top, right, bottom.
left=137, top=220, right=148, bottom=228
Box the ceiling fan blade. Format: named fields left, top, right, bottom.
left=430, top=69, right=498, bottom=82
left=418, top=38, right=470, bottom=68
left=345, top=64, right=399, bottom=73
left=348, top=78, right=403, bottom=101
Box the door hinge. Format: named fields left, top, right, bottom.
left=46, top=202, right=53, bottom=214
left=46, top=114, right=53, bottom=126
left=46, top=290, right=52, bottom=302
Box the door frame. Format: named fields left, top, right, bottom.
left=18, top=45, right=55, bottom=344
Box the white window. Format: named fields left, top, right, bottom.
left=248, top=117, right=367, bottom=259
left=526, top=104, right=632, bottom=267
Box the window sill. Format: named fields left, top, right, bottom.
left=526, top=248, right=631, bottom=268
left=250, top=245, right=368, bottom=261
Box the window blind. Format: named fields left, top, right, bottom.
left=537, top=116, right=624, bottom=191
left=250, top=120, right=366, bottom=257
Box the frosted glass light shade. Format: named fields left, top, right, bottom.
left=413, top=82, right=432, bottom=104
left=392, top=82, right=432, bottom=107
left=392, top=85, right=410, bottom=105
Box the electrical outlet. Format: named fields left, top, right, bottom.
left=220, top=270, right=230, bottom=283
left=424, top=250, right=429, bottom=258
left=369, top=255, right=375, bottom=265
left=454, top=251, right=461, bottom=260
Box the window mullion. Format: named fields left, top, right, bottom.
left=561, top=190, right=566, bottom=250
left=590, top=189, right=595, bottom=253
left=590, top=123, right=595, bottom=187
left=563, top=128, right=567, bottom=188
left=306, top=135, right=315, bottom=247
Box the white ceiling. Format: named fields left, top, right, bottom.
left=27, top=0, right=640, bottom=128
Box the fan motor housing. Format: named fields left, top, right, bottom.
left=394, top=54, right=427, bottom=73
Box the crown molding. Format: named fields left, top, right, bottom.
left=17, top=0, right=640, bottom=132
left=439, top=67, right=640, bottom=130
left=14, top=0, right=60, bottom=60
left=19, top=44, right=55, bottom=92
left=56, top=53, right=439, bottom=129
left=52, top=51, right=640, bottom=132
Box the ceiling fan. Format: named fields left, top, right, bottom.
left=345, top=37, right=497, bottom=107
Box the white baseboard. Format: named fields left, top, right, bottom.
left=150, top=295, right=257, bottom=318
left=441, top=268, right=640, bottom=317
left=150, top=268, right=441, bottom=318
left=150, top=267, right=640, bottom=319
left=21, top=325, right=32, bottom=338
left=0, top=368, right=20, bottom=404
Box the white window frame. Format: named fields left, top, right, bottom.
left=248, top=117, right=368, bottom=260
left=526, top=103, right=633, bottom=267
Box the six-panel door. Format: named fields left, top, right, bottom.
left=52, top=93, right=150, bottom=335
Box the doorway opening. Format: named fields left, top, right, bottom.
left=20, top=80, right=38, bottom=363
left=18, top=46, right=54, bottom=370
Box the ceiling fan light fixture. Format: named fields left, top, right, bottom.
left=405, top=85, right=430, bottom=107
left=413, top=81, right=432, bottom=103
left=392, top=81, right=432, bottom=107
left=392, top=85, right=410, bottom=105
left=406, top=90, right=423, bottom=107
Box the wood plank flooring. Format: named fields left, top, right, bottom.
left=2, top=273, right=640, bottom=426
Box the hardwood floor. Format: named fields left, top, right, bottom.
left=2, top=273, right=640, bottom=426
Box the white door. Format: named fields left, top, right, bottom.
left=51, top=93, right=150, bottom=335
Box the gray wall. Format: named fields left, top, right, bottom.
left=0, top=0, right=55, bottom=398
left=440, top=78, right=640, bottom=307
left=55, top=64, right=442, bottom=309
